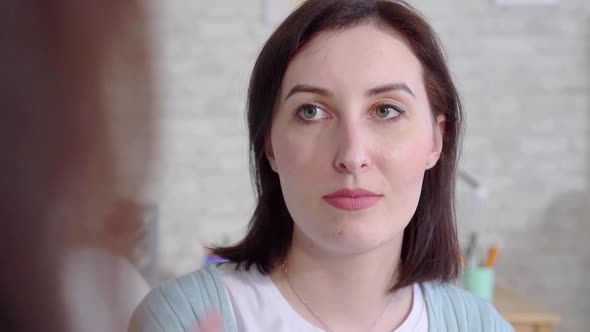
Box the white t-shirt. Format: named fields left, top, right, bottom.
left=218, top=263, right=428, bottom=331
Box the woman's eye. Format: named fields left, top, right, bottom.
left=374, top=104, right=404, bottom=119
left=296, top=104, right=328, bottom=121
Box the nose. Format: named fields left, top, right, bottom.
left=333, top=121, right=371, bottom=174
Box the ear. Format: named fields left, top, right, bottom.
left=427, top=114, right=445, bottom=169
left=265, top=138, right=278, bottom=173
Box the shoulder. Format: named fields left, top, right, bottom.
left=421, top=282, right=514, bottom=332
left=128, top=264, right=237, bottom=332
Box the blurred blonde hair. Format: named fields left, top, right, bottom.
left=0, top=1, right=155, bottom=331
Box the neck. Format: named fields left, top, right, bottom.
left=272, top=230, right=411, bottom=331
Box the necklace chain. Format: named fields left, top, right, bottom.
left=281, top=260, right=391, bottom=332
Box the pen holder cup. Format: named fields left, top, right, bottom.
left=462, top=267, right=495, bottom=301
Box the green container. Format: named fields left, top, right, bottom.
left=463, top=267, right=495, bottom=301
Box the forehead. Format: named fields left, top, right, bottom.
left=281, top=23, right=424, bottom=96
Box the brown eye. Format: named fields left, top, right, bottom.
left=374, top=104, right=404, bottom=119
left=297, top=104, right=327, bottom=121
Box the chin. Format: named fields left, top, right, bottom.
left=293, top=208, right=408, bottom=255
left=318, top=223, right=403, bottom=256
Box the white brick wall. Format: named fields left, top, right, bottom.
left=148, top=1, right=590, bottom=330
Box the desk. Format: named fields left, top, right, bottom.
left=494, top=286, right=560, bottom=332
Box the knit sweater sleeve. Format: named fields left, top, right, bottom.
left=421, top=282, right=515, bottom=332
left=128, top=264, right=237, bottom=332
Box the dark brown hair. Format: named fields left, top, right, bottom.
left=0, top=1, right=153, bottom=331
left=214, top=0, right=462, bottom=290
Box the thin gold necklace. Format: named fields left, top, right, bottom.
left=281, top=260, right=392, bottom=332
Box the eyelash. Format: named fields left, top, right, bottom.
left=372, top=103, right=406, bottom=120
left=294, top=104, right=329, bottom=123
left=294, top=102, right=406, bottom=123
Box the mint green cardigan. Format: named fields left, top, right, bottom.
left=129, top=264, right=514, bottom=332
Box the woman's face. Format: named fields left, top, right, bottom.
left=267, top=23, right=444, bottom=255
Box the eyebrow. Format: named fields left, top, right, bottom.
left=284, top=84, right=333, bottom=101
left=284, top=82, right=415, bottom=101
left=366, top=83, right=415, bottom=98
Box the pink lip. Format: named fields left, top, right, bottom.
left=322, top=188, right=383, bottom=211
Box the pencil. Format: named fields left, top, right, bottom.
left=483, top=246, right=499, bottom=268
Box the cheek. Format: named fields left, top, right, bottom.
left=373, top=129, right=432, bottom=185
left=270, top=128, right=330, bottom=221
left=270, top=126, right=326, bottom=181
left=380, top=139, right=430, bottom=168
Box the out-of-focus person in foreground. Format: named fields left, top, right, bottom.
left=0, top=1, right=155, bottom=331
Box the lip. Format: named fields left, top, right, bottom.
left=322, top=188, right=383, bottom=211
